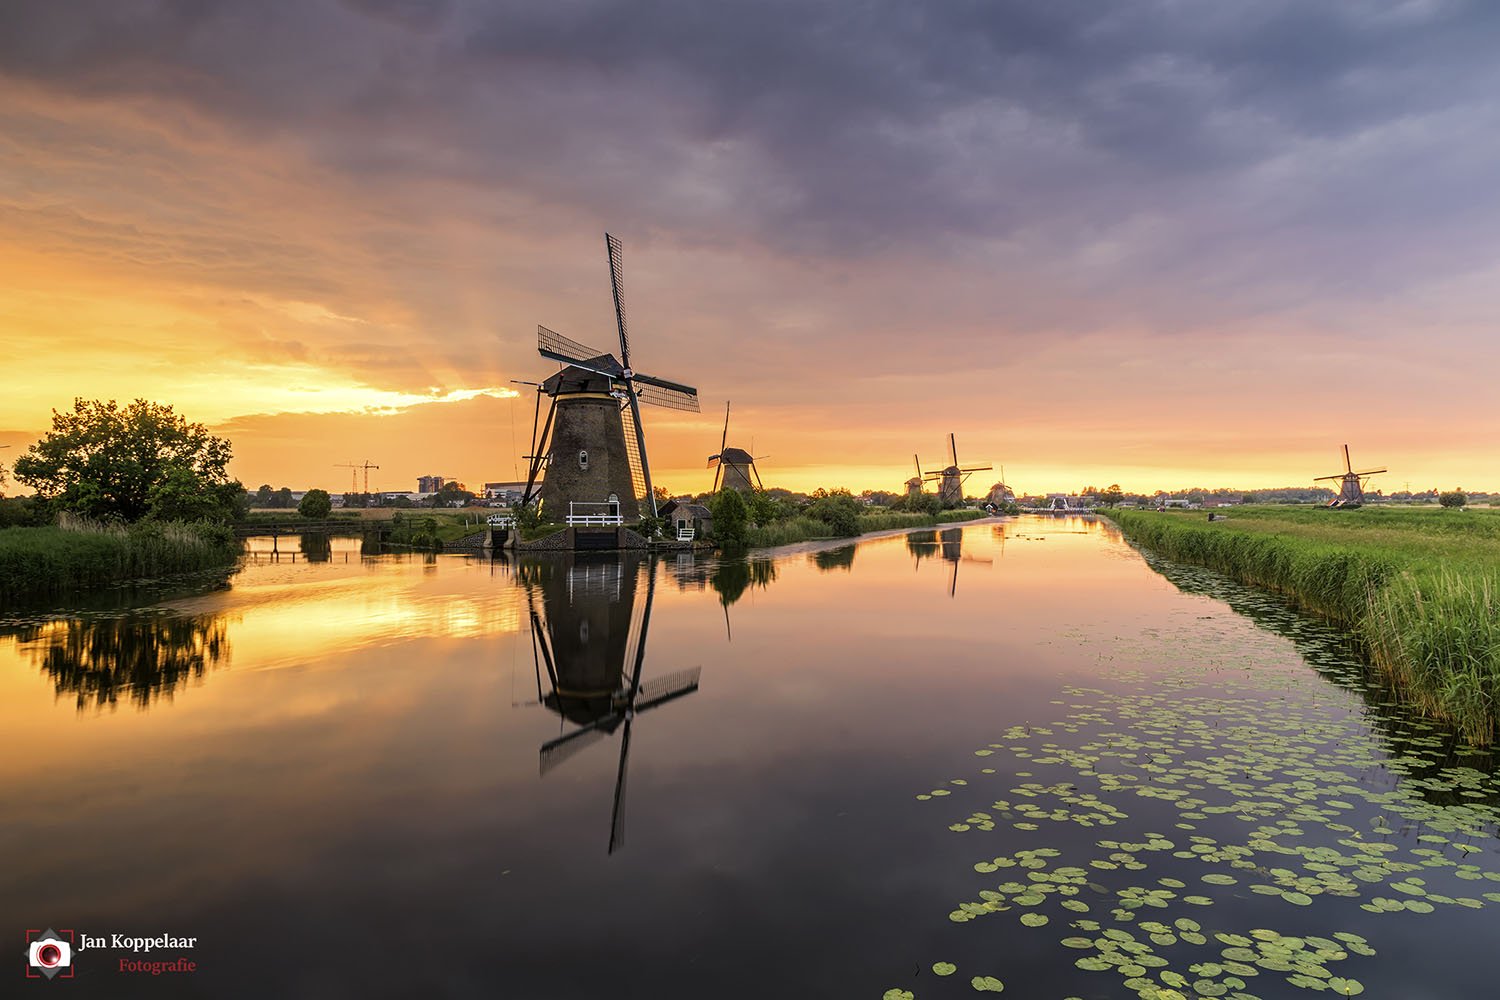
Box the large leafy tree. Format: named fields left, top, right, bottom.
left=298, top=488, right=332, bottom=519
left=14, top=398, right=244, bottom=523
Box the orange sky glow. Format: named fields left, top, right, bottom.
left=2, top=4, right=1497, bottom=499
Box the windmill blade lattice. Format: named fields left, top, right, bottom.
left=607, top=233, right=631, bottom=370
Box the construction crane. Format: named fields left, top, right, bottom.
left=334, top=460, right=380, bottom=494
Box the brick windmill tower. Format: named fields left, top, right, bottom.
left=707, top=402, right=765, bottom=492
left=522, top=234, right=701, bottom=521
left=935, top=433, right=992, bottom=506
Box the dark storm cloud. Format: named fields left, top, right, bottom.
left=3, top=0, right=1500, bottom=316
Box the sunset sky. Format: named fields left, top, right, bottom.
left=2, top=0, right=1498, bottom=497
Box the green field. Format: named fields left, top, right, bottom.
left=1105, top=506, right=1500, bottom=744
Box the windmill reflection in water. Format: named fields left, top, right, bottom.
left=905, top=526, right=994, bottom=597
left=518, top=554, right=701, bottom=854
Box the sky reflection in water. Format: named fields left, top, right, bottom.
left=1, top=517, right=1498, bottom=999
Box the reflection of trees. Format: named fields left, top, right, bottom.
left=17, top=613, right=229, bottom=710
left=810, top=544, right=857, bottom=573
left=710, top=558, right=778, bottom=607
left=906, top=530, right=938, bottom=566
left=299, top=533, right=332, bottom=562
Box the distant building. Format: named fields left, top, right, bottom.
left=483, top=481, right=529, bottom=505
left=660, top=499, right=713, bottom=540
left=417, top=475, right=446, bottom=493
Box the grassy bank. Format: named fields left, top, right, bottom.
left=744, top=508, right=986, bottom=548
left=1104, top=506, right=1500, bottom=743
left=0, top=517, right=240, bottom=602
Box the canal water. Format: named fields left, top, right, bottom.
left=3, top=516, right=1499, bottom=998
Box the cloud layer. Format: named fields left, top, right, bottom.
left=2, top=0, right=1497, bottom=492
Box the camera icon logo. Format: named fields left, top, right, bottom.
left=23, top=929, right=75, bottom=981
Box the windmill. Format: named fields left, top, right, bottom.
left=1315, top=445, right=1386, bottom=508
left=523, top=233, right=701, bottom=521
left=906, top=455, right=939, bottom=500
left=707, top=401, right=765, bottom=492
left=523, top=554, right=701, bottom=855
left=936, top=433, right=992, bottom=506
left=984, top=466, right=1014, bottom=509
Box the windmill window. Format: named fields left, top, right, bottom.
left=578, top=450, right=589, bottom=470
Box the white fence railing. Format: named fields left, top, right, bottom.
left=567, top=514, right=624, bottom=526
left=566, top=502, right=622, bottom=527
left=486, top=515, right=516, bottom=528
left=676, top=525, right=696, bottom=541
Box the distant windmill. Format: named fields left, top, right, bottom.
left=1315, top=445, right=1386, bottom=508
left=707, top=402, right=765, bottom=492
left=524, top=555, right=701, bottom=855
left=906, top=455, right=936, bottom=500
left=985, top=466, right=1014, bottom=508
left=936, top=433, right=992, bottom=506
left=523, top=233, right=701, bottom=521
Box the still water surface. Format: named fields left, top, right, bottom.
left=3, top=517, right=1499, bottom=998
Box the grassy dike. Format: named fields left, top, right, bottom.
left=0, top=517, right=240, bottom=602
left=1103, top=506, right=1500, bottom=744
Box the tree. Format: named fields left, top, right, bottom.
left=274, top=487, right=294, bottom=509
left=430, top=481, right=475, bottom=507
left=806, top=487, right=862, bottom=536
left=14, top=398, right=241, bottom=523
left=1439, top=490, right=1467, bottom=509
left=748, top=488, right=788, bottom=526
left=299, top=488, right=332, bottom=519
left=1100, top=484, right=1124, bottom=507
left=710, top=486, right=749, bottom=550
left=255, top=484, right=274, bottom=507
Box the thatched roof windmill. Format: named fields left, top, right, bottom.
left=1315, top=445, right=1386, bottom=508
left=707, top=402, right=765, bottom=492
left=522, top=233, right=700, bottom=521
left=935, top=433, right=992, bottom=505
left=906, top=454, right=940, bottom=499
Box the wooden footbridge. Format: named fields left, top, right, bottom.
left=233, top=519, right=392, bottom=538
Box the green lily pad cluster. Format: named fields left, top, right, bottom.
left=894, top=571, right=1500, bottom=999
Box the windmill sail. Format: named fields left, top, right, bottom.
left=538, top=326, right=620, bottom=374
left=606, top=233, right=631, bottom=369
left=634, top=379, right=700, bottom=411
left=620, top=406, right=650, bottom=508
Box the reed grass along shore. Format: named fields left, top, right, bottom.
left=1105, top=506, right=1500, bottom=744
left=0, top=515, right=239, bottom=602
